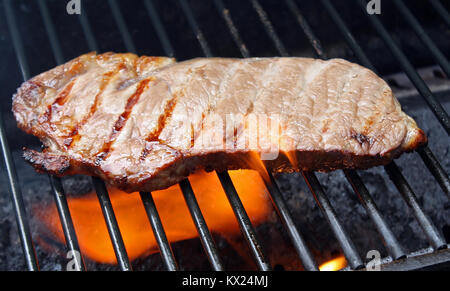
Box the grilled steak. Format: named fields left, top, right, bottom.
left=13, top=52, right=426, bottom=192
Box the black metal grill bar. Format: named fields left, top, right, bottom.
left=384, top=164, right=447, bottom=250
left=92, top=177, right=132, bottom=271
left=217, top=172, right=272, bottom=271
left=320, top=0, right=448, bottom=250
left=393, top=0, right=450, bottom=78
left=48, top=176, right=85, bottom=270
left=417, top=147, right=450, bottom=199
left=0, top=118, right=38, bottom=271
left=367, top=247, right=450, bottom=271
left=213, top=0, right=318, bottom=271
left=285, top=0, right=405, bottom=260
left=302, top=172, right=364, bottom=270
left=178, top=0, right=212, bottom=57
left=251, top=0, right=364, bottom=270
left=2, top=0, right=39, bottom=271
left=139, top=192, right=178, bottom=271
left=320, top=0, right=450, bottom=198
left=108, top=0, right=136, bottom=53
left=3, top=0, right=30, bottom=82
left=37, top=0, right=64, bottom=64
left=179, top=179, right=224, bottom=271
left=344, top=170, right=406, bottom=260
left=177, top=0, right=272, bottom=271
left=250, top=0, right=288, bottom=57
left=78, top=4, right=99, bottom=52
left=260, top=169, right=319, bottom=270
left=212, top=0, right=250, bottom=58
left=143, top=0, right=174, bottom=57
left=319, top=0, right=375, bottom=70
left=285, top=0, right=327, bottom=59
left=429, top=0, right=450, bottom=28
left=356, top=0, right=450, bottom=135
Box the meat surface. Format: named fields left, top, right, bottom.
left=13, top=52, right=426, bottom=192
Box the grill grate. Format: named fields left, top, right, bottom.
left=1, top=0, right=449, bottom=271
left=179, top=178, right=224, bottom=271
left=139, top=190, right=178, bottom=271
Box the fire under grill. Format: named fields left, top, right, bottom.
left=0, top=0, right=449, bottom=271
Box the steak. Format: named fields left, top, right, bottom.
left=12, top=52, right=426, bottom=192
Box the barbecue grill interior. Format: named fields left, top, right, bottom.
left=0, top=0, right=448, bottom=271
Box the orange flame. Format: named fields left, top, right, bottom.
left=35, top=170, right=270, bottom=264
left=319, top=255, right=347, bottom=271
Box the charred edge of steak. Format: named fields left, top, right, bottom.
left=21, top=129, right=427, bottom=193
left=23, top=148, right=71, bottom=175
left=405, top=128, right=428, bottom=151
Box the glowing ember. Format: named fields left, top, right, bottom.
left=35, top=170, right=270, bottom=264
left=319, top=255, right=347, bottom=271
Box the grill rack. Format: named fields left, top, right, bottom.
left=0, top=0, right=448, bottom=271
